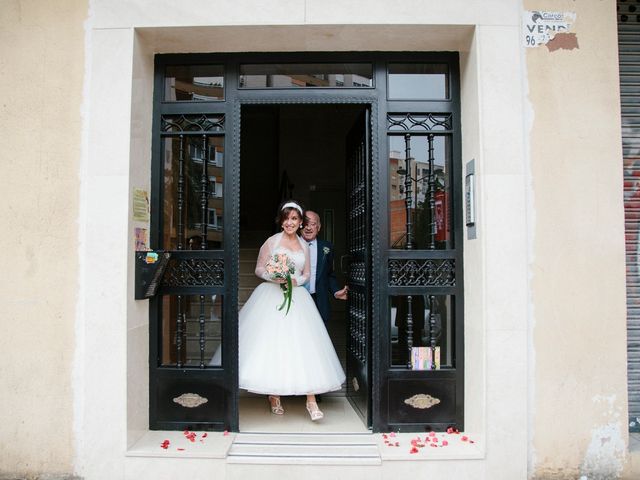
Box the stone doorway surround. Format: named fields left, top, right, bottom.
left=80, top=7, right=528, bottom=479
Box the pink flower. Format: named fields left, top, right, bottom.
left=442, top=440, right=449, bottom=446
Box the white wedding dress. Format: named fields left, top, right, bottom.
left=239, top=232, right=346, bottom=395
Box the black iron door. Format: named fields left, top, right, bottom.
left=345, top=109, right=372, bottom=427
left=146, top=52, right=462, bottom=433
left=147, top=58, right=237, bottom=431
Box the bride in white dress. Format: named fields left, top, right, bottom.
left=239, top=201, right=346, bottom=421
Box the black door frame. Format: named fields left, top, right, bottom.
left=149, top=52, right=462, bottom=433
left=235, top=96, right=378, bottom=431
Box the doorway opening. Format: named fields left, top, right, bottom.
left=238, top=103, right=369, bottom=433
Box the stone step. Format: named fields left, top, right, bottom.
left=227, top=433, right=381, bottom=465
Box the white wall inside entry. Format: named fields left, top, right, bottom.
left=79, top=12, right=528, bottom=480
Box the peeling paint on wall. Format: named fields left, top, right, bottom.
left=523, top=11, right=577, bottom=49
left=546, top=32, right=579, bottom=52
left=579, top=395, right=626, bottom=479
left=580, top=422, right=625, bottom=479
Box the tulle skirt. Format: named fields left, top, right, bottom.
left=239, top=282, right=346, bottom=395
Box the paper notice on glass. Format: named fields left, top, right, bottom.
left=133, top=188, right=150, bottom=222
left=135, top=227, right=149, bottom=251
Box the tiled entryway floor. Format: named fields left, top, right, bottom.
left=239, top=395, right=369, bottom=433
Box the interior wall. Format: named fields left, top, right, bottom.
left=240, top=106, right=281, bottom=243
left=278, top=104, right=360, bottom=290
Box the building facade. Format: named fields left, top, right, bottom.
left=0, top=0, right=635, bottom=479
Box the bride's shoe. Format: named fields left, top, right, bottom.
left=306, top=401, right=324, bottom=421
left=268, top=395, right=284, bottom=415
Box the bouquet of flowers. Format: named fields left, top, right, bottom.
left=265, top=253, right=296, bottom=314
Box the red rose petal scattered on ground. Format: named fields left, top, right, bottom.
left=428, top=431, right=436, bottom=437
left=442, top=440, right=449, bottom=446
left=461, top=435, right=469, bottom=442
left=395, top=442, right=400, bottom=447
left=160, top=439, right=170, bottom=450
left=177, top=448, right=185, bottom=451
left=432, top=437, right=438, bottom=443
left=410, top=447, right=419, bottom=454
left=470, top=440, right=475, bottom=444
left=202, top=433, right=208, bottom=438
left=382, top=434, right=388, bottom=439
left=389, top=432, right=396, bottom=437
left=430, top=443, right=437, bottom=448
left=447, top=427, right=460, bottom=434
left=223, top=430, right=229, bottom=436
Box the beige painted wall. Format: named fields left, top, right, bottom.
left=525, top=1, right=629, bottom=478
left=0, top=0, right=630, bottom=478
left=0, top=0, right=86, bottom=475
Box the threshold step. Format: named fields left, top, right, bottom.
left=227, top=433, right=381, bottom=465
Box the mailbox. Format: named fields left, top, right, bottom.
left=134, top=251, right=171, bottom=299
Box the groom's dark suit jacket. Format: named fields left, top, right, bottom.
left=311, top=238, right=339, bottom=325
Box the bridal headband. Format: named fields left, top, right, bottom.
left=281, top=202, right=303, bottom=216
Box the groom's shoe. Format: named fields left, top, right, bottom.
left=316, top=394, right=322, bottom=403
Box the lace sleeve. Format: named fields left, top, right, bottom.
left=293, top=238, right=311, bottom=286
left=255, top=236, right=275, bottom=281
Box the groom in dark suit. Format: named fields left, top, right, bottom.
left=302, top=210, right=348, bottom=324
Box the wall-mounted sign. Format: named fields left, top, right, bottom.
left=132, top=188, right=150, bottom=222
left=523, top=11, right=576, bottom=48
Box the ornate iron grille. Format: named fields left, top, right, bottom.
left=349, top=290, right=367, bottom=363
left=162, top=258, right=225, bottom=287
left=161, top=114, right=225, bottom=134
left=388, top=124, right=456, bottom=370
left=388, top=258, right=455, bottom=287
left=387, top=113, right=452, bottom=132
left=349, top=261, right=366, bottom=286
left=349, top=183, right=366, bottom=253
